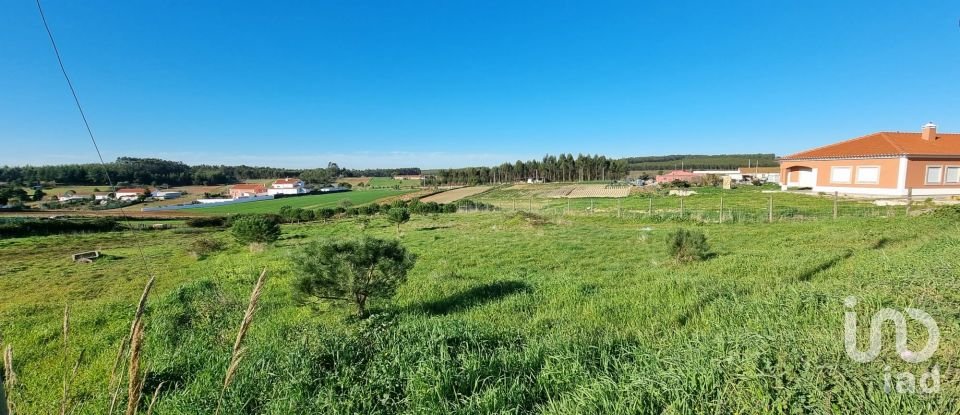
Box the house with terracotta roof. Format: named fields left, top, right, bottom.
left=655, top=170, right=702, bottom=184
left=229, top=183, right=268, bottom=199
left=267, top=178, right=309, bottom=196
left=780, top=123, right=960, bottom=196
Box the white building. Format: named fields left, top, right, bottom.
left=93, top=192, right=112, bottom=200
left=152, top=190, right=182, bottom=200
left=267, top=178, right=310, bottom=195
left=115, top=188, right=150, bottom=201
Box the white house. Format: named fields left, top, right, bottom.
left=267, top=178, right=309, bottom=195
left=115, top=188, right=150, bottom=201
left=93, top=192, right=112, bottom=200
left=57, top=194, right=89, bottom=202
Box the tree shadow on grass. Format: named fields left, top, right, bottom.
left=411, top=280, right=531, bottom=316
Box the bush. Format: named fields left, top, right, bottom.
left=226, top=213, right=282, bottom=227
left=666, top=228, right=710, bottom=263
left=186, top=216, right=226, bottom=228
left=231, top=215, right=281, bottom=244
left=188, top=237, right=224, bottom=258
left=293, top=236, right=416, bottom=317
left=0, top=218, right=119, bottom=238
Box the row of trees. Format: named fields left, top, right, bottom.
left=622, top=154, right=778, bottom=171
left=426, top=154, right=630, bottom=185
left=0, top=158, right=422, bottom=187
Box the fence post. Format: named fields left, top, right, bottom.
left=719, top=195, right=724, bottom=224
left=906, top=188, right=913, bottom=216
left=617, top=198, right=622, bottom=219
left=648, top=197, right=653, bottom=215
left=680, top=198, right=684, bottom=218
left=590, top=199, right=594, bottom=215
left=767, top=195, right=773, bottom=223
left=833, top=191, right=838, bottom=219
left=567, top=199, right=570, bottom=216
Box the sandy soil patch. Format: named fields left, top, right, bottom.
left=421, top=186, right=492, bottom=203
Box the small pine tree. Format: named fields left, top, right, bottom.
left=293, top=237, right=416, bottom=317
left=231, top=215, right=281, bottom=245
left=387, top=208, right=410, bottom=233
left=666, top=228, right=710, bottom=263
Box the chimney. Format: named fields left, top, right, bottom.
left=922, top=122, right=937, bottom=141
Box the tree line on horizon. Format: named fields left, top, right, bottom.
left=0, top=158, right=421, bottom=187
left=426, top=154, right=630, bottom=185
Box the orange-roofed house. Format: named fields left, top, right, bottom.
left=229, top=183, right=268, bottom=199
left=780, top=123, right=960, bottom=196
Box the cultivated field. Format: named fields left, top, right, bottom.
left=1, top=207, right=959, bottom=413
left=420, top=186, right=492, bottom=203
left=186, top=189, right=410, bottom=215
left=340, top=177, right=422, bottom=188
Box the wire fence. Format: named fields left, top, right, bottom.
left=452, top=195, right=912, bottom=223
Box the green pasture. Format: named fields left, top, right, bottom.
left=1, top=209, right=958, bottom=413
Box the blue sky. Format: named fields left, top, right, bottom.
left=2, top=1, right=958, bottom=169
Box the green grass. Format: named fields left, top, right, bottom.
left=1, top=211, right=959, bottom=413
left=186, top=189, right=410, bottom=215
left=470, top=184, right=907, bottom=221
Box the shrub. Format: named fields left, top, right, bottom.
left=226, top=213, right=282, bottom=227
left=188, top=237, right=224, bottom=258
left=0, top=218, right=118, bottom=238
left=231, top=215, right=281, bottom=245
left=387, top=208, right=410, bottom=233
left=666, top=228, right=710, bottom=263
left=186, top=216, right=226, bottom=228
left=293, top=236, right=416, bottom=317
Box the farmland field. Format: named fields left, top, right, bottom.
left=1, top=206, right=959, bottom=413
left=340, top=177, right=423, bottom=188
left=420, top=186, right=492, bottom=203
left=186, top=189, right=410, bottom=215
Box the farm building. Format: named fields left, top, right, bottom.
left=655, top=170, right=702, bottom=184
left=115, top=188, right=151, bottom=201
left=229, top=183, right=268, bottom=199
left=267, top=178, right=309, bottom=195
left=737, top=166, right=780, bottom=182
left=152, top=190, right=182, bottom=200
left=57, top=194, right=89, bottom=202
left=780, top=123, right=960, bottom=196
left=93, top=192, right=112, bottom=200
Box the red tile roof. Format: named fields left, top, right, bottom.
left=231, top=183, right=266, bottom=189
left=273, top=178, right=301, bottom=185
left=781, top=132, right=960, bottom=160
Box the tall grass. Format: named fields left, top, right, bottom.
left=0, top=212, right=958, bottom=413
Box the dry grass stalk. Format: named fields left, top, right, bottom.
left=145, top=382, right=165, bottom=415
left=124, top=277, right=155, bottom=415
left=107, top=335, right=130, bottom=415
left=215, top=268, right=267, bottom=415
left=3, top=344, right=16, bottom=415
left=61, top=304, right=70, bottom=415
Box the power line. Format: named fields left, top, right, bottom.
left=35, top=0, right=155, bottom=280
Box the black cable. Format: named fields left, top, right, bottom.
left=36, top=0, right=155, bottom=279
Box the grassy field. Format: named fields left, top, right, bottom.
left=185, top=189, right=411, bottom=215
left=1, top=208, right=958, bottom=413
left=468, top=184, right=912, bottom=221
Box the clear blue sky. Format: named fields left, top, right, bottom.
left=2, top=0, right=959, bottom=169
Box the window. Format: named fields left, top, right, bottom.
left=946, top=167, right=960, bottom=184
left=855, top=166, right=880, bottom=184
left=830, top=166, right=852, bottom=184
left=926, top=166, right=943, bottom=184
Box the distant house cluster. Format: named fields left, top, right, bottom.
left=228, top=178, right=309, bottom=199
left=55, top=188, right=182, bottom=203
left=651, top=166, right=780, bottom=185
